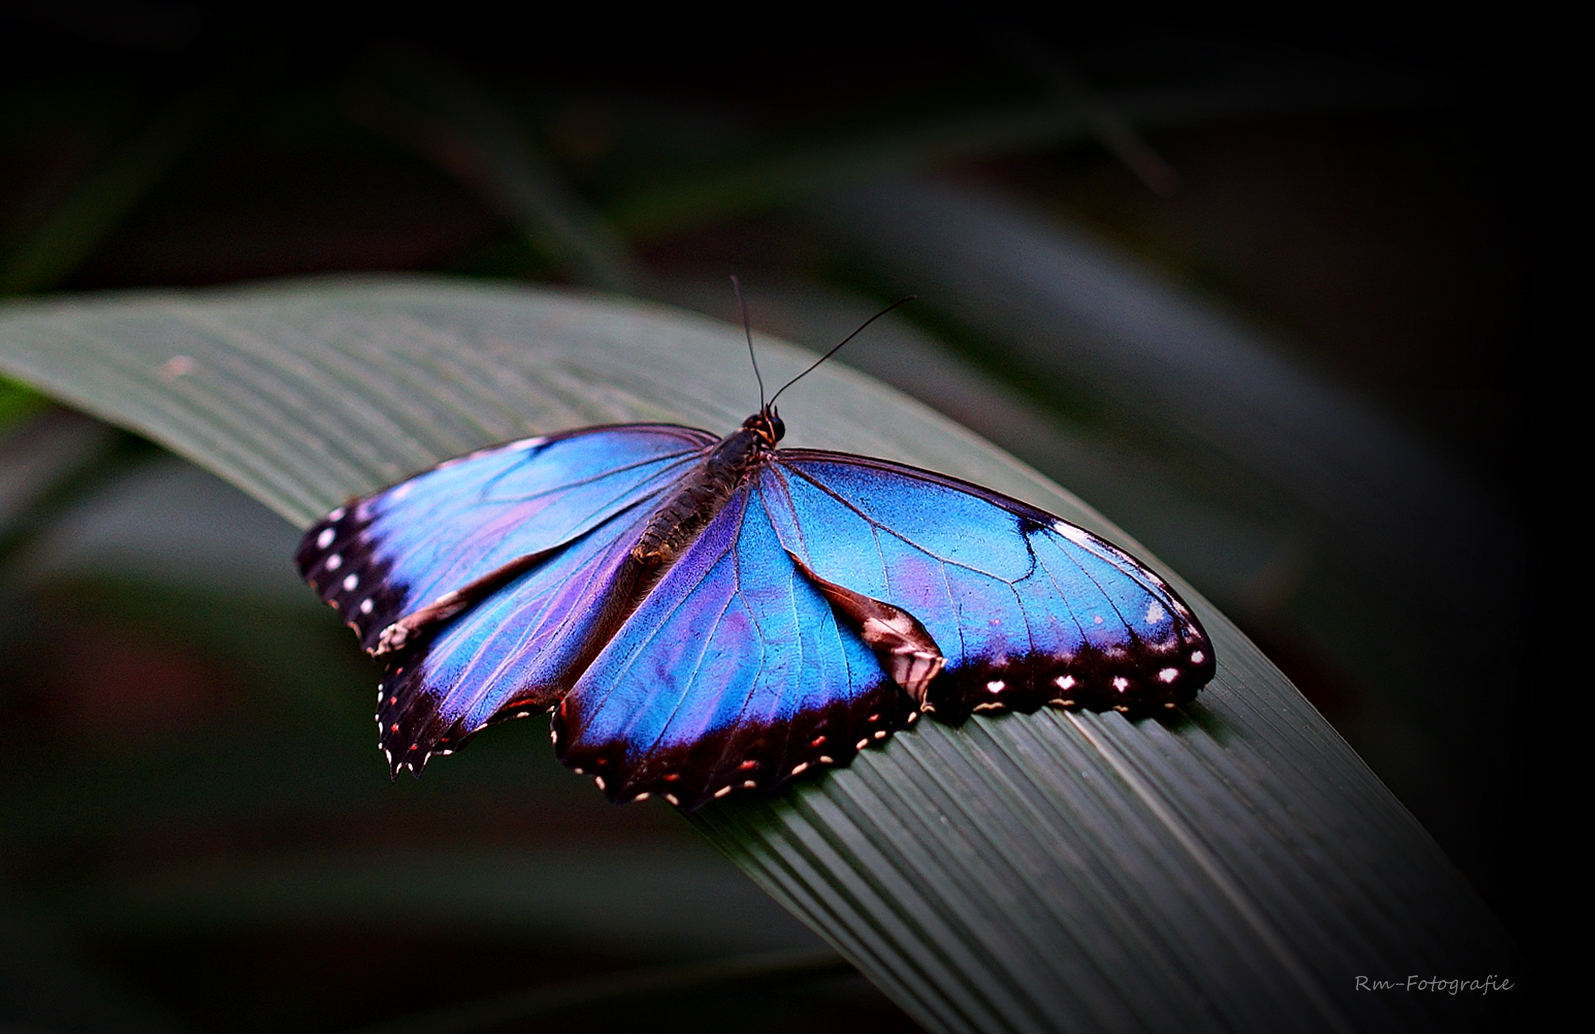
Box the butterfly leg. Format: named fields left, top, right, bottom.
left=373, top=546, right=561, bottom=656
left=785, top=550, right=945, bottom=710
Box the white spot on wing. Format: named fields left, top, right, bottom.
left=1055, top=521, right=1093, bottom=545
left=1158, top=668, right=1179, bottom=683
left=342, top=573, right=358, bottom=591
left=1145, top=601, right=1166, bottom=625
left=1055, top=675, right=1076, bottom=690
left=317, top=528, right=335, bottom=549
left=1191, top=650, right=1205, bottom=664
left=360, top=598, right=374, bottom=614
left=986, top=680, right=1004, bottom=693
left=325, top=554, right=342, bottom=571
left=1113, top=676, right=1130, bottom=692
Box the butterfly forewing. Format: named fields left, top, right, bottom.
left=764, top=451, right=1214, bottom=718
left=296, top=425, right=715, bottom=652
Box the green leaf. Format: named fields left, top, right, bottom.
left=0, top=277, right=1523, bottom=1033
left=0, top=374, right=48, bottom=431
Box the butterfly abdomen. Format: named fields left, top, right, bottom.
left=631, top=427, right=767, bottom=566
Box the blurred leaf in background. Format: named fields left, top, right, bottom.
left=0, top=8, right=1543, bottom=1033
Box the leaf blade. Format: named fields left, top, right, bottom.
left=0, top=277, right=1524, bottom=1034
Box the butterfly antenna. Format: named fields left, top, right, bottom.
left=768, top=295, right=917, bottom=406
left=731, top=275, right=767, bottom=410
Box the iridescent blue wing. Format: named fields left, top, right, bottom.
left=553, top=482, right=916, bottom=809
left=763, top=451, right=1214, bottom=721
left=294, top=424, right=717, bottom=771
left=552, top=449, right=1212, bottom=809
left=296, top=425, right=714, bottom=650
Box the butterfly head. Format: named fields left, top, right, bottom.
left=743, top=407, right=785, bottom=447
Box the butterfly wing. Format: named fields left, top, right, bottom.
left=296, top=424, right=715, bottom=650
left=294, top=424, right=717, bottom=771
left=763, top=451, right=1215, bottom=720
left=553, top=480, right=915, bottom=808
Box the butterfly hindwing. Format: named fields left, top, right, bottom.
left=553, top=481, right=914, bottom=808
left=374, top=504, right=662, bottom=771
left=763, top=451, right=1214, bottom=719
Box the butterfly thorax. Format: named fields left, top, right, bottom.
left=630, top=412, right=779, bottom=566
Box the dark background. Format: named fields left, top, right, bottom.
left=0, top=7, right=1548, bottom=1032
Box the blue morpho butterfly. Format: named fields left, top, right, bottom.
left=295, top=292, right=1214, bottom=809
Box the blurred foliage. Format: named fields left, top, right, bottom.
left=0, top=9, right=1542, bottom=1033
left=0, top=375, right=46, bottom=429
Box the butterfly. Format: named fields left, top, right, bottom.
left=295, top=308, right=1214, bottom=810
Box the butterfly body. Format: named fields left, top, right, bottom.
left=297, top=406, right=1214, bottom=809
left=631, top=410, right=780, bottom=566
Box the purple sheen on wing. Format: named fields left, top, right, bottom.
left=295, top=426, right=713, bottom=651
left=375, top=502, right=662, bottom=773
